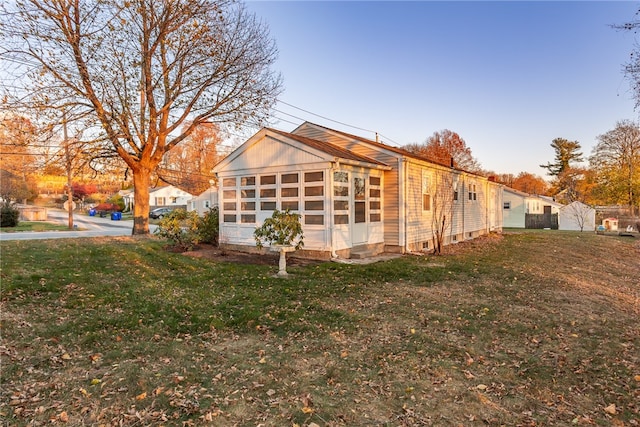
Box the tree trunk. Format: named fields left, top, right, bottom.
left=132, top=166, right=152, bottom=235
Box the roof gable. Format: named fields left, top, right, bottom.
left=214, top=128, right=389, bottom=173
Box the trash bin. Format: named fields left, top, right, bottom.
left=110, top=212, right=122, bottom=220
left=89, top=208, right=96, bottom=216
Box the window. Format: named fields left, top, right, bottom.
left=261, top=201, right=277, bottom=211
left=503, top=202, right=511, bottom=210
left=281, top=201, right=298, bottom=210
left=305, top=215, right=324, bottom=225
left=240, top=176, right=255, bottom=186
left=155, top=197, right=166, bottom=206
left=334, top=171, right=349, bottom=226
left=223, top=190, right=236, bottom=200
left=422, top=171, right=431, bottom=211
left=369, top=175, right=382, bottom=222
left=281, top=173, right=298, bottom=184
left=260, top=188, right=276, bottom=198
left=222, top=178, right=236, bottom=187
left=304, top=171, right=323, bottom=182
left=468, top=184, right=477, bottom=201
left=281, top=187, right=298, bottom=198
left=170, top=197, right=177, bottom=204
left=204, top=200, right=210, bottom=208
left=260, top=175, right=276, bottom=185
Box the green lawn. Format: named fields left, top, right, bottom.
left=0, top=221, right=74, bottom=232
left=1, top=232, right=638, bottom=426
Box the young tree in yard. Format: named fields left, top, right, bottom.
left=590, top=120, right=640, bottom=216
left=427, top=170, right=455, bottom=255
left=405, top=130, right=482, bottom=173
left=0, top=0, right=282, bottom=234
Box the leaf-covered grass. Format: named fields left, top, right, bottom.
left=1, top=232, right=638, bottom=426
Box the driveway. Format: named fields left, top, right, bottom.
left=0, top=208, right=158, bottom=241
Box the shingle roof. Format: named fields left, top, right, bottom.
left=266, top=127, right=389, bottom=167
left=303, top=123, right=459, bottom=170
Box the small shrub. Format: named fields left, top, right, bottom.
left=197, top=207, right=219, bottom=245
left=0, top=201, right=20, bottom=227
left=154, top=208, right=201, bottom=251
left=254, top=209, right=304, bottom=249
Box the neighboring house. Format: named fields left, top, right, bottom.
left=212, top=122, right=503, bottom=259
left=502, top=187, right=562, bottom=228
left=121, top=185, right=194, bottom=211
left=188, top=186, right=219, bottom=216
left=559, top=201, right=595, bottom=232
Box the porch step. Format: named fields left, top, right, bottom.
left=350, top=247, right=377, bottom=259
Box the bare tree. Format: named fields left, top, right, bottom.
left=564, top=202, right=594, bottom=232
left=429, top=170, right=455, bottom=255
left=1, top=0, right=282, bottom=234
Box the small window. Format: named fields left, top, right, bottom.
left=304, top=171, right=323, bottom=182
left=504, top=202, right=511, bottom=210
left=281, top=187, right=298, bottom=198
left=423, top=194, right=431, bottom=211
left=241, top=189, right=255, bottom=198
left=223, top=214, right=236, bottom=223
left=170, top=197, right=177, bottom=204
left=281, top=201, right=299, bottom=211
left=305, top=186, right=324, bottom=197
left=204, top=200, right=210, bottom=208
left=222, top=178, right=236, bottom=187
left=334, top=186, right=349, bottom=197
left=370, top=176, right=381, bottom=186
left=241, top=176, right=255, bottom=186
left=241, top=202, right=255, bottom=211
left=370, top=213, right=381, bottom=222
left=370, top=188, right=381, bottom=198
left=305, top=200, right=324, bottom=210
left=241, top=214, right=256, bottom=223
left=223, top=202, right=236, bottom=211
left=223, top=190, right=236, bottom=200
left=334, top=171, right=348, bottom=183
left=260, top=188, right=276, bottom=198
left=261, top=201, right=277, bottom=211
left=334, top=214, right=349, bottom=224
left=260, top=175, right=276, bottom=185
left=305, top=214, right=324, bottom=225
left=281, top=173, right=298, bottom=184
left=334, top=200, right=348, bottom=210
left=422, top=171, right=431, bottom=211
left=454, top=191, right=458, bottom=202
left=370, top=201, right=381, bottom=210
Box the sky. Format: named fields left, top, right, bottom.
left=244, top=1, right=639, bottom=176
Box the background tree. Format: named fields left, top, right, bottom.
left=0, top=114, right=39, bottom=202
left=590, top=120, right=640, bottom=215
left=540, top=138, right=584, bottom=177
left=405, top=129, right=482, bottom=172
left=159, top=122, right=222, bottom=195
left=1, top=0, right=282, bottom=234
left=511, top=172, right=549, bottom=195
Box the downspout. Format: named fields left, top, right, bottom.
left=401, top=157, right=408, bottom=253
left=330, top=161, right=338, bottom=259
left=461, top=177, right=465, bottom=239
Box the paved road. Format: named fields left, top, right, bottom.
left=0, top=208, right=158, bottom=241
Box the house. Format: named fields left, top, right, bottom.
left=188, top=185, right=219, bottom=216
left=212, top=122, right=503, bottom=259
left=502, top=187, right=562, bottom=228
left=558, top=201, right=596, bottom=232
left=121, top=185, right=194, bottom=211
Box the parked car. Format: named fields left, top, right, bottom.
left=149, top=207, right=174, bottom=219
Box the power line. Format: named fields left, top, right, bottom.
left=276, top=99, right=403, bottom=146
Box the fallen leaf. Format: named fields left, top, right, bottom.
left=258, top=357, right=267, bottom=364
left=266, top=389, right=276, bottom=397
left=135, top=392, right=147, bottom=401
left=634, top=374, right=640, bottom=382
left=604, top=404, right=616, bottom=415
left=476, top=384, right=488, bottom=391
left=58, top=411, right=69, bottom=422
left=302, top=406, right=314, bottom=414
left=61, top=353, right=72, bottom=360
left=90, top=378, right=101, bottom=385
